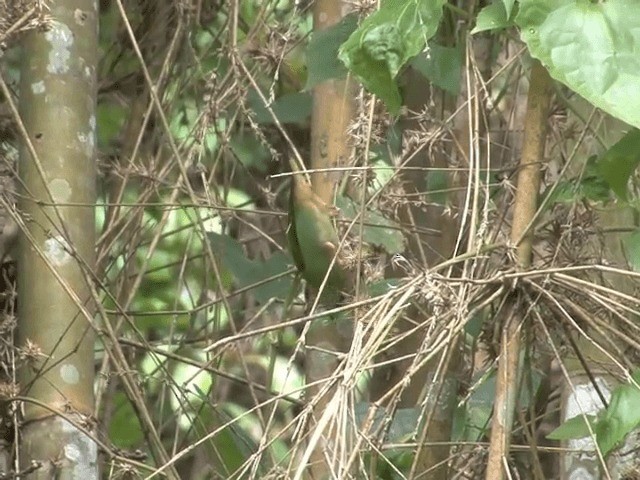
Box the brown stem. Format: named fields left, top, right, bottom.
left=485, top=59, right=553, bottom=480
left=301, top=1, right=356, bottom=478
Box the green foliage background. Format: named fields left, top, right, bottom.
left=3, top=0, right=640, bottom=477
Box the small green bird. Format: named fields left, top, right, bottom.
left=287, top=172, right=346, bottom=298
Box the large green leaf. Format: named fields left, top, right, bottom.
left=305, top=14, right=358, bottom=90
left=425, top=167, right=450, bottom=205
left=207, top=232, right=293, bottom=303
left=595, top=371, right=640, bottom=456
left=212, top=405, right=259, bottom=477
left=109, top=392, right=144, bottom=448
left=249, top=90, right=312, bottom=124
left=367, top=278, right=402, bottom=297
left=337, top=196, right=405, bottom=255
left=543, top=176, right=610, bottom=206
left=517, top=0, right=640, bottom=128
left=229, top=132, right=271, bottom=173
left=96, top=102, right=127, bottom=150
left=542, top=155, right=611, bottom=207
left=339, top=0, right=446, bottom=114
left=547, top=371, right=640, bottom=457
left=596, top=129, right=640, bottom=201
left=547, top=414, right=597, bottom=441
left=501, top=0, right=516, bottom=19
left=354, top=402, right=420, bottom=442
left=411, top=44, right=463, bottom=95
left=471, top=1, right=511, bottom=34
left=624, top=229, right=640, bottom=272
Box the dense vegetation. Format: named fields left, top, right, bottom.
left=1, top=0, right=640, bottom=479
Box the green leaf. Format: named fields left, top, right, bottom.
left=516, top=0, right=640, bottom=129
left=362, top=448, right=413, bottom=478
left=367, top=278, right=402, bottom=297
left=472, top=2, right=511, bottom=34
left=631, top=231, right=640, bottom=271
left=211, top=405, right=258, bottom=476
left=337, top=196, right=405, bottom=254
left=455, top=363, right=541, bottom=441
left=257, top=355, right=303, bottom=403
left=388, top=408, right=422, bottom=442
left=542, top=155, right=611, bottom=206
left=425, top=168, right=450, bottom=205
left=230, top=132, right=271, bottom=173
left=305, top=14, right=358, bottom=90
left=597, top=129, right=640, bottom=201
left=501, top=0, right=516, bottom=19
left=212, top=427, right=249, bottom=476
left=249, top=90, right=312, bottom=124
left=368, top=158, right=395, bottom=192
left=170, top=357, right=214, bottom=412
left=545, top=176, right=610, bottom=205
left=354, top=403, right=420, bottom=442
left=254, top=252, right=295, bottom=304
left=142, top=248, right=177, bottom=283
left=109, top=392, right=144, bottom=448
left=464, top=311, right=484, bottom=339
left=596, top=375, right=640, bottom=456
left=339, top=0, right=446, bottom=114
left=207, top=232, right=293, bottom=303
left=194, top=28, right=216, bottom=51
left=411, top=44, right=462, bottom=94
left=547, top=414, right=597, bottom=440
left=458, top=369, right=496, bottom=441
left=97, top=102, right=127, bottom=150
